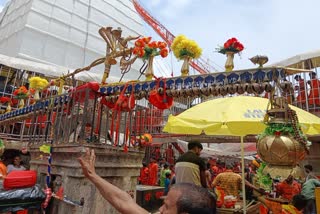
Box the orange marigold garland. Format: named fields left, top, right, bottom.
left=133, top=37, right=168, bottom=60
left=13, top=86, right=29, bottom=99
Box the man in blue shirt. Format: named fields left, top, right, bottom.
left=164, top=172, right=171, bottom=195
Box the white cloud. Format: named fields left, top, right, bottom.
left=139, top=0, right=320, bottom=71
left=0, top=6, right=3, bottom=13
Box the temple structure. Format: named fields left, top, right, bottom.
left=0, top=0, right=146, bottom=80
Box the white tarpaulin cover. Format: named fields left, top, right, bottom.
left=176, top=139, right=256, bottom=159
left=270, top=49, right=320, bottom=69
left=0, top=53, right=70, bottom=77
left=0, top=54, right=127, bottom=83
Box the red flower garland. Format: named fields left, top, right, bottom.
left=217, top=37, right=244, bottom=54
left=0, top=97, right=11, bottom=104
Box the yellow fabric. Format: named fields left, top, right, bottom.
left=163, top=96, right=320, bottom=136
left=39, top=145, right=51, bottom=154
left=282, top=204, right=301, bottom=214
left=175, top=162, right=201, bottom=186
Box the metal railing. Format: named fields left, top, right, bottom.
left=1, top=71, right=320, bottom=148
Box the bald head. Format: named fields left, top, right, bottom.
left=172, top=183, right=216, bottom=214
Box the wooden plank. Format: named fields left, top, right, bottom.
left=315, top=187, right=320, bottom=213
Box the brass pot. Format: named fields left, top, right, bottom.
left=227, top=84, right=236, bottom=94
left=139, top=91, right=147, bottom=99
left=185, top=88, right=194, bottom=97
left=201, top=87, right=210, bottom=96
left=262, top=82, right=273, bottom=92
left=179, top=88, right=187, bottom=97
left=210, top=86, right=218, bottom=96
left=158, top=87, right=164, bottom=95
left=280, top=81, right=293, bottom=93
left=166, top=89, right=174, bottom=97
left=192, top=87, right=201, bottom=96
left=235, top=84, right=245, bottom=94
left=262, top=164, right=305, bottom=181
left=257, top=135, right=306, bottom=166
left=244, top=83, right=254, bottom=94
left=222, top=85, right=228, bottom=96
left=112, top=95, right=119, bottom=102
left=252, top=83, right=263, bottom=94
left=171, top=89, right=180, bottom=97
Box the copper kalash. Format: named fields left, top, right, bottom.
left=257, top=94, right=310, bottom=180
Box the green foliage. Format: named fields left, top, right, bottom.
left=258, top=123, right=296, bottom=139
left=256, top=162, right=273, bottom=191
left=216, top=46, right=239, bottom=54
left=179, top=49, right=195, bottom=58
left=143, top=46, right=160, bottom=60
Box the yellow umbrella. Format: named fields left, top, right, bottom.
left=163, top=96, right=320, bottom=213
left=163, top=96, right=320, bottom=136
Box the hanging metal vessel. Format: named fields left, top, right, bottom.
left=257, top=135, right=306, bottom=166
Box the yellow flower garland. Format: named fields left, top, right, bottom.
left=171, top=35, right=202, bottom=60
left=29, top=76, right=49, bottom=90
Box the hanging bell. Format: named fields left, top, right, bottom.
left=262, top=82, right=273, bottom=92
left=191, top=87, right=201, bottom=96
left=140, top=91, right=147, bottom=99
left=227, top=84, right=236, bottom=94
left=252, top=83, right=263, bottom=94
left=185, top=88, right=194, bottom=97
left=166, top=89, right=174, bottom=97
left=200, top=87, right=210, bottom=96
left=220, top=86, right=228, bottom=96
left=235, top=84, right=245, bottom=94
left=171, top=89, right=180, bottom=98
left=244, top=83, right=254, bottom=94
left=280, top=81, right=293, bottom=93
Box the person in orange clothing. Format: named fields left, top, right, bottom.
left=165, top=144, right=175, bottom=165
left=308, top=72, right=320, bottom=106
left=0, top=141, right=6, bottom=183
left=294, top=75, right=306, bottom=106
left=0, top=157, right=7, bottom=191
left=212, top=164, right=242, bottom=197
left=138, top=162, right=149, bottom=185
left=148, top=159, right=158, bottom=186
left=276, top=174, right=301, bottom=201
left=257, top=193, right=307, bottom=214
left=0, top=157, right=7, bottom=179
left=210, top=161, right=219, bottom=179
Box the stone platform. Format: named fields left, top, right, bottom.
left=30, top=144, right=145, bottom=214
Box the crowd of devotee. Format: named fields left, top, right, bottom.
left=137, top=141, right=320, bottom=214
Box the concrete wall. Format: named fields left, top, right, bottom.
left=30, top=144, right=145, bottom=214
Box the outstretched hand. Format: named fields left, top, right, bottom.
left=78, top=148, right=96, bottom=179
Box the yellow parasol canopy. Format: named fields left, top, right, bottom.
left=163, top=96, right=320, bottom=136
left=163, top=95, right=320, bottom=213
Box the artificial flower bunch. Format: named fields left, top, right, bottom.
left=13, top=86, right=29, bottom=99
left=29, top=76, right=49, bottom=90
left=133, top=37, right=169, bottom=60
left=0, top=96, right=11, bottom=104
left=171, top=35, right=202, bottom=60
left=217, top=37, right=244, bottom=54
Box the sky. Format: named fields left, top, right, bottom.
left=0, top=0, right=319, bottom=76
left=139, top=0, right=320, bottom=74
left=0, top=0, right=4, bottom=12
